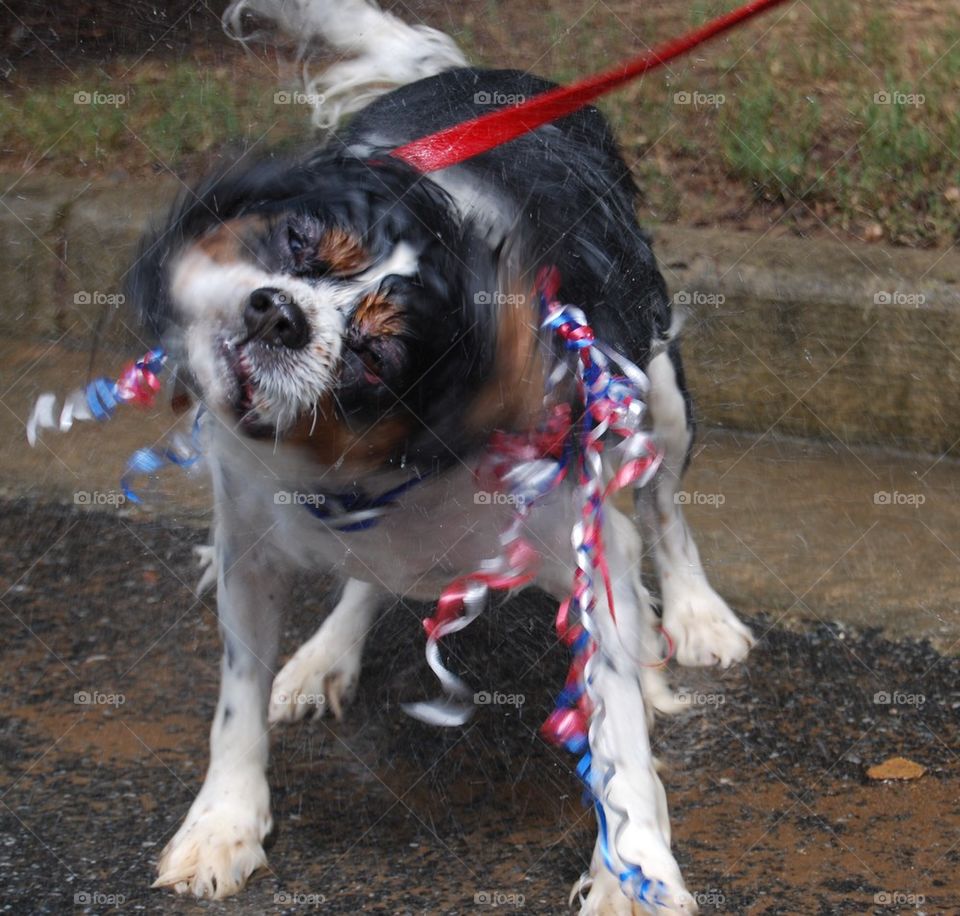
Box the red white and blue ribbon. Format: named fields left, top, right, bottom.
left=406, top=268, right=669, bottom=905
left=27, top=348, right=167, bottom=445
left=26, top=347, right=203, bottom=501
left=538, top=275, right=671, bottom=907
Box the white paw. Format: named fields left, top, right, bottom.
left=663, top=580, right=754, bottom=668
left=153, top=777, right=271, bottom=900
left=575, top=863, right=699, bottom=915
left=269, top=638, right=362, bottom=723
left=639, top=664, right=685, bottom=717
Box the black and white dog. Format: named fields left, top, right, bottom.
left=134, top=1, right=754, bottom=912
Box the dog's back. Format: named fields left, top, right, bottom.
left=343, top=66, right=673, bottom=365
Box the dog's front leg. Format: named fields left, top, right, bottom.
left=576, top=653, right=696, bottom=916
left=541, top=512, right=696, bottom=915
left=269, top=578, right=389, bottom=723
left=153, top=521, right=284, bottom=899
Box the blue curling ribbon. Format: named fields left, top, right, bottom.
left=87, top=377, right=120, bottom=420
left=120, top=410, right=204, bottom=503
left=575, top=750, right=662, bottom=906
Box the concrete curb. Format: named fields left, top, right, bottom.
left=2, top=174, right=958, bottom=451
left=655, top=227, right=960, bottom=453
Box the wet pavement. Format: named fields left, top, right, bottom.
left=1, top=499, right=958, bottom=915
left=5, top=334, right=960, bottom=653
left=1, top=335, right=959, bottom=914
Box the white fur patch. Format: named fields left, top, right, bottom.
left=152, top=773, right=271, bottom=900
left=641, top=352, right=754, bottom=668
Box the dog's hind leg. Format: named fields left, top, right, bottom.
left=538, top=510, right=692, bottom=914
left=269, top=578, right=388, bottom=723
left=635, top=344, right=754, bottom=668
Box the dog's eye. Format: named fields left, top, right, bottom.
left=287, top=226, right=306, bottom=257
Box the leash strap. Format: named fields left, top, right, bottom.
left=391, top=0, right=790, bottom=172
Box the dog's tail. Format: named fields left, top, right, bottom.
left=223, top=0, right=467, bottom=129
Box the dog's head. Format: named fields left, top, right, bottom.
left=130, top=150, right=543, bottom=471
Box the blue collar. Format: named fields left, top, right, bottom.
left=300, top=469, right=432, bottom=531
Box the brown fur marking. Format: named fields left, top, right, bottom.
left=195, top=216, right=267, bottom=265
left=466, top=285, right=545, bottom=436
left=317, top=227, right=371, bottom=276
left=287, top=394, right=413, bottom=472
left=351, top=292, right=408, bottom=338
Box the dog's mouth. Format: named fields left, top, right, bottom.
left=220, top=340, right=275, bottom=437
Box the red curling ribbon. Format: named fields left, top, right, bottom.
left=115, top=361, right=162, bottom=406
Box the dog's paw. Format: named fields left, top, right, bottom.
left=269, top=638, right=362, bottom=723
left=639, top=663, right=685, bottom=717
left=153, top=779, right=271, bottom=900
left=574, top=865, right=699, bottom=915
left=663, top=581, right=754, bottom=668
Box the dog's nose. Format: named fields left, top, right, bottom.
left=244, top=287, right=309, bottom=349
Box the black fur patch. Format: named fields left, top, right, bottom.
left=126, top=67, right=678, bottom=471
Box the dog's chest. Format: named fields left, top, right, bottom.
left=217, top=455, right=555, bottom=597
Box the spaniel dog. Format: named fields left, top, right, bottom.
left=133, top=1, right=755, bottom=912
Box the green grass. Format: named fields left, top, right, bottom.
left=0, top=63, right=305, bottom=174
left=719, top=81, right=824, bottom=200
left=3, top=0, right=959, bottom=246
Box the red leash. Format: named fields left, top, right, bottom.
left=391, top=0, right=790, bottom=172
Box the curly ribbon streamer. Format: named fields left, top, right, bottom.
left=408, top=267, right=673, bottom=905
left=25, top=347, right=204, bottom=501
left=120, top=410, right=205, bottom=503
left=27, top=348, right=167, bottom=446
left=536, top=281, right=671, bottom=907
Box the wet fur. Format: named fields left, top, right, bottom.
left=132, top=13, right=754, bottom=915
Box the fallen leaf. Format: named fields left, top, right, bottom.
left=866, top=756, right=925, bottom=781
